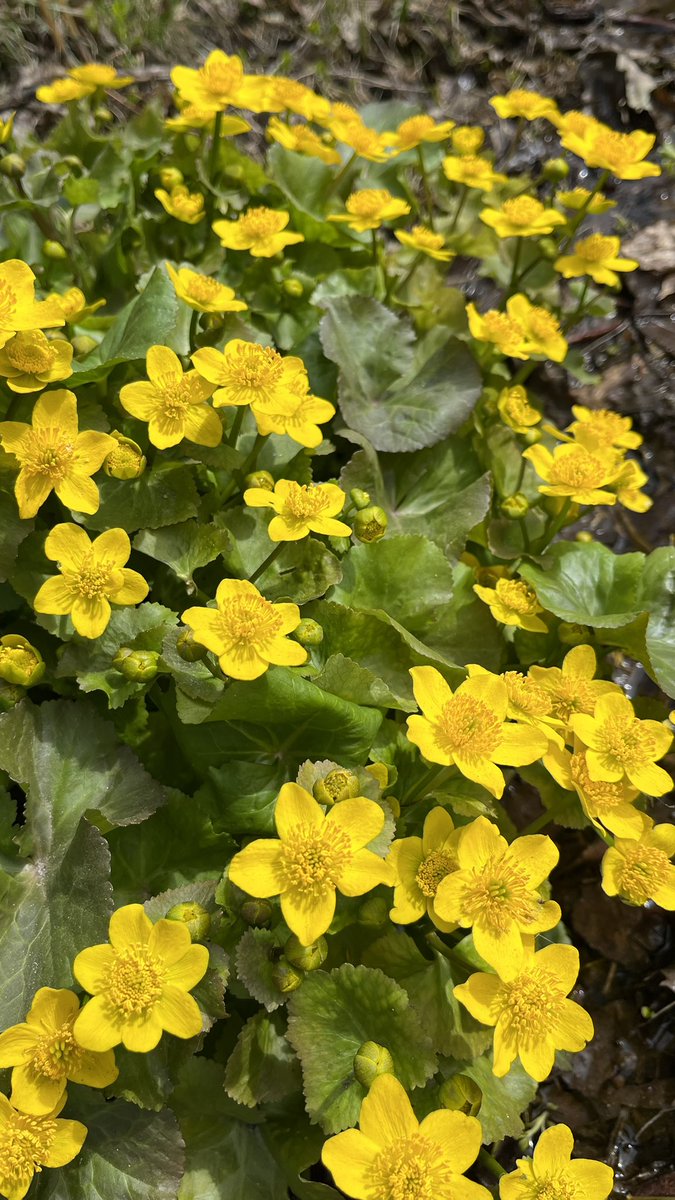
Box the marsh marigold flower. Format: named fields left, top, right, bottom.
left=165, top=263, right=247, bottom=314
left=395, top=225, right=454, bottom=261
left=451, top=125, right=485, bottom=154
left=155, top=184, right=205, bottom=224
left=165, top=106, right=250, bottom=135
left=442, top=155, right=507, bottom=191
left=473, top=577, right=547, bottom=633
left=213, top=207, right=304, bottom=257
left=0, top=1093, right=86, bottom=1200
left=528, top=645, right=619, bottom=733
left=171, top=50, right=267, bottom=112
left=555, top=234, right=638, bottom=287
left=322, top=1072, right=491, bottom=1200
left=490, top=89, right=560, bottom=122
left=612, top=458, right=652, bottom=513
left=547, top=746, right=644, bottom=839
left=0, top=988, right=117, bottom=1115
left=36, top=64, right=133, bottom=103
left=467, top=667, right=563, bottom=747
left=328, top=119, right=393, bottom=163
left=244, top=478, right=351, bottom=541
left=497, top=385, right=541, bottom=433
left=406, top=667, right=548, bottom=799
left=500, top=1124, right=614, bottom=1200
left=34, top=523, right=149, bottom=639
left=0, top=389, right=115, bottom=518
left=506, top=295, right=568, bottom=361
left=182, top=578, right=307, bottom=679
left=0, top=330, right=72, bottom=393
left=523, top=442, right=622, bottom=505
left=267, top=118, right=341, bottom=165
left=0, top=260, right=64, bottom=348
left=480, top=196, right=566, bottom=238
left=264, top=77, right=332, bottom=122
left=72, top=903, right=209, bottom=1053
left=328, top=189, right=411, bottom=232
left=0, top=635, right=44, bottom=688
left=570, top=692, right=673, bottom=795
left=601, top=824, right=675, bottom=908
left=385, top=114, right=456, bottom=153
left=466, top=304, right=529, bottom=359
left=434, top=817, right=560, bottom=973
left=388, top=807, right=461, bottom=932
left=191, top=339, right=305, bottom=410
left=455, top=941, right=593, bottom=1080
left=555, top=187, right=615, bottom=214
left=557, top=405, right=642, bottom=452
left=120, top=345, right=221, bottom=449
left=252, top=374, right=335, bottom=448
left=228, top=783, right=393, bottom=945
left=0, top=114, right=15, bottom=144
left=47, top=286, right=106, bottom=323
left=561, top=123, right=660, bottom=179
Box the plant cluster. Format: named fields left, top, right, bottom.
left=0, top=53, right=673, bottom=1200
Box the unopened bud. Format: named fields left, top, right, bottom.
left=94, top=106, right=113, bottom=123
left=0, top=680, right=24, bottom=712
left=558, top=621, right=591, bottom=646
left=542, top=157, right=569, bottom=182
left=313, top=768, right=360, bottom=807
left=439, top=1075, right=482, bottom=1116
left=283, top=278, right=304, bottom=297
left=522, top=427, right=542, bottom=445
left=294, top=618, right=323, bottom=646
left=358, top=896, right=389, bottom=927
left=353, top=1041, right=394, bottom=1088
left=112, top=647, right=159, bottom=682
left=226, top=163, right=244, bottom=181
left=284, top=933, right=327, bottom=971
left=71, top=335, right=99, bottom=358
left=244, top=469, right=274, bottom=491
left=353, top=505, right=387, bottom=543
left=0, top=153, right=25, bottom=177
left=0, top=635, right=45, bottom=688
left=104, top=431, right=146, bottom=479
left=240, top=898, right=272, bottom=927
left=349, top=488, right=371, bottom=510
left=160, top=166, right=183, bottom=188
left=176, top=627, right=208, bottom=663
left=166, top=901, right=211, bottom=941
left=43, top=240, right=67, bottom=260
left=272, top=955, right=304, bottom=994
left=500, top=492, right=529, bottom=520
left=575, top=530, right=594, bottom=544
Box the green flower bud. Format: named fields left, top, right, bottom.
left=104, top=431, right=147, bottom=480
left=480, top=387, right=499, bottom=417
left=293, top=618, right=323, bottom=646
left=438, top=1074, right=482, bottom=1116
left=94, top=106, right=114, bottom=123
left=283, top=278, right=304, bottom=297
left=166, top=901, right=211, bottom=941
left=60, top=155, right=84, bottom=170
left=349, top=488, right=371, bottom=511
left=204, top=313, right=224, bottom=330
left=500, top=492, right=530, bottom=520
left=244, top=469, right=275, bottom=491
left=284, top=933, right=327, bottom=971
left=353, top=1041, right=394, bottom=1089
left=0, top=680, right=24, bottom=712
left=42, top=240, right=67, bottom=260
left=226, top=163, right=244, bottom=181
left=522, top=427, right=542, bottom=445
left=0, top=154, right=26, bottom=178
left=160, top=166, right=184, bottom=188
left=0, top=635, right=45, bottom=688
left=112, top=648, right=160, bottom=682
left=176, top=627, right=208, bottom=663
left=240, top=898, right=273, bottom=927
left=353, top=506, right=387, bottom=543
left=71, top=334, right=99, bottom=358
left=575, top=530, right=594, bottom=544
left=558, top=621, right=591, bottom=646
left=542, top=157, right=570, bottom=182
left=313, top=768, right=360, bottom=807
left=272, top=955, right=304, bottom=994
left=357, top=895, right=389, bottom=927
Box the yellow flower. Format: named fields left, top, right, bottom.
left=385, top=114, right=456, bottom=153
left=0, top=389, right=115, bottom=518
left=602, top=824, right=675, bottom=908
left=0, top=330, right=72, bottom=393
left=120, top=345, right=221, bottom=449
left=549, top=110, right=601, bottom=139
left=0, top=1093, right=86, bottom=1200
left=451, top=125, right=485, bottom=155
left=523, top=442, right=622, bottom=505
left=528, top=645, right=619, bottom=732
left=0, top=988, right=117, bottom=1115
left=72, top=903, right=209, bottom=1053
left=267, top=118, right=341, bottom=165
left=252, top=375, right=335, bottom=448
left=0, top=260, right=65, bottom=349
left=481, top=195, right=566, bottom=239
left=442, top=154, right=508, bottom=190
left=395, top=225, right=454, bottom=261
left=191, top=339, right=304, bottom=411
left=497, top=385, right=541, bottom=433
left=34, top=523, right=149, bottom=639
left=328, top=189, right=411, bottom=232
left=213, top=206, right=304, bottom=257
left=322, top=1072, right=490, bottom=1200
left=555, top=234, right=638, bottom=287
left=560, top=123, right=660, bottom=179
left=387, top=807, right=461, bottom=931
left=228, top=783, right=393, bottom=944
left=36, top=78, right=93, bottom=104
left=182, top=578, right=307, bottom=680
left=465, top=304, right=529, bottom=359
left=328, top=119, right=393, bottom=162
left=36, top=64, right=133, bottom=103
left=406, top=667, right=548, bottom=799
left=499, top=1124, right=614, bottom=1200
left=549, top=746, right=645, bottom=838
left=473, top=577, right=547, bottom=633
left=244, top=478, right=351, bottom=541
left=563, top=405, right=642, bottom=451
left=262, top=77, right=332, bottom=122
left=555, top=187, right=615, bottom=214
left=0, top=635, right=45, bottom=688
left=454, top=941, right=593, bottom=1080
left=47, top=286, right=106, bottom=323
left=155, top=184, right=205, bottom=224
left=165, top=264, right=247, bottom=314
left=612, top=458, right=652, bottom=513
left=165, top=106, right=251, bottom=135
left=435, top=817, right=560, bottom=974
left=570, top=692, right=673, bottom=795
left=0, top=113, right=15, bottom=144
left=506, top=295, right=568, bottom=361
left=468, top=667, right=564, bottom=747
left=171, top=51, right=266, bottom=112
left=490, top=89, right=560, bottom=121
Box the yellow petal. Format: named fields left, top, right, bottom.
left=409, top=665, right=453, bottom=721
left=44, top=522, right=92, bottom=567
left=120, top=1013, right=163, bottom=1053
left=33, top=576, right=75, bottom=616
left=164, top=944, right=211, bottom=990
left=73, top=430, right=116, bottom=473
left=55, top=472, right=100, bottom=515
left=228, top=839, right=286, bottom=896
left=10, top=1065, right=65, bottom=1115
left=419, top=1110, right=481, bottom=1174
left=182, top=404, right=222, bottom=447
left=496, top=723, right=548, bottom=766
left=146, top=344, right=182, bottom=384
left=112, top=568, right=149, bottom=605
left=359, top=1073, right=418, bottom=1146
left=532, top=1124, right=574, bottom=1174
left=422, top=807, right=455, bottom=854
left=327, top=797, right=384, bottom=850
left=280, top=884, right=336, bottom=945
left=68, top=1047, right=119, bottom=1089
left=155, top=985, right=203, bottom=1038
left=337, top=848, right=393, bottom=896
left=120, top=380, right=160, bottom=420
left=109, top=903, right=152, bottom=950
left=453, top=972, right=501, bottom=1025
left=91, top=527, right=130, bottom=566
left=569, top=1159, right=614, bottom=1198
left=70, top=596, right=111, bottom=638
left=148, top=917, right=192, bottom=966
left=321, top=1129, right=379, bottom=1200
left=32, top=388, right=78, bottom=434
left=508, top=834, right=559, bottom=886
left=73, top=944, right=116, bottom=995
left=43, top=1118, right=88, bottom=1168
left=0, top=1023, right=36, bottom=1068
left=519, top=1036, right=555, bottom=1081
left=264, top=635, right=308, bottom=668
left=15, top=470, right=54, bottom=518
left=73, top=995, right=121, bottom=1051
left=275, top=782, right=323, bottom=839
left=457, top=816, right=504, bottom=870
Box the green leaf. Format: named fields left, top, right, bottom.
left=267, top=144, right=340, bottom=228
left=313, top=652, right=414, bottom=711
left=0, top=492, right=32, bottom=583
left=456, top=1054, right=538, bottom=1143
left=320, top=297, right=481, bottom=452
left=331, top=536, right=455, bottom=638
left=225, top=1011, right=301, bottom=1107
left=222, top=508, right=342, bottom=604
left=85, top=463, right=199, bottom=533
left=306, top=601, right=416, bottom=710
left=235, top=928, right=285, bottom=1013
left=286, top=963, right=437, bottom=1133
left=56, top=603, right=177, bottom=708
left=640, top=547, right=675, bottom=699
left=134, top=520, right=230, bottom=584
left=520, top=542, right=645, bottom=629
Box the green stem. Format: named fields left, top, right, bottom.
left=556, top=170, right=609, bottom=255
left=510, top=361, right=538, bottom=388
left=249, top=541, right=285, bottom=585
left=325, top=150, right=356, bottom=198
left=510, top=251, right=545, bottom=292
left=448, top=187, right=468, bottom=234
left=370, top=230, right=390, bottom=300
left=189, top=308, right=200, bottom=351
left=227, top=405, right=246, bottom=448
left=238, top=432, right=266, bottom=480
left=563, top=279, right=590, bottom=332
left=520, top=808, right=557, bottom=835
left=396, top=253, right=423, bottom=295
left=416, top=145, right=435, bottom=228
left=541, top=496, right=573, bottom=549
left=478, top=1150, right=507, bottom=1180
left=403, top=764, right=455, bottom=805
left=203, top=109, right=223, bottom=240
left=506, top=236, right=523, bottom=294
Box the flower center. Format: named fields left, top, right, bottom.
left=240, top=207, right=281, bottom=237
left=574, top=410, right=627, bottom=445
left=397, top=116, right=435, bottom=145
left=497, top=580, right=539, bottom=614
left=283, top=483, right=331, bottom=519
left=502, top=386, right=538, bottom=425
left=203, top=60, right=241, bottom=97
left=0, top=646, right=35, bottom=675
left=281, top=822, right=351, bottom=893
left=188, top=274, right=222, bottom=301
left=415, top=849, right=455, bottom=897
left=460, top=854, right=538, bottom=932
left=497, top=967, right=564, bottom=1036
left=373, top=1136, right=449, bottom=1200
left=615, top=844, right=670, bottom=905
left=526, top=307, right=560, bottom=340
left=545, top=677, right=595, bottom=721
left=347, top=189, right=390, bottom=216
left=63, top=552, right=116, bottom=600
left=437, top=694, right=502, bottom=759
left=155, top=374, right=193, bottom=420
left=570, top=753, right=627, bottom=811
left=6, top=331, right=55, bottom=374
left=590, top=130, right=632, bottom=166
left=534, top=1177, right=579, bottom=1200
left=228, top=344, right=284, bottom=395
left=410, top=226, right=445, bottom=250
left=551, top=447, right=609, bottom=488
left=575, top=234, right=614, bottom=264
left=0, top=1112, right=57, bottom=1188
left=502, top=196, right=544, bottom=225
left=482, top=312, right=525, bottom=352
left=18, top=428, right=74, bottom=480
left=104, top=944, right=164, bottom=1016
left=219, top=594, right=284, bottom=644
left=171, top=188, right=203, bottom=217
left=30, top=1022, right=82, bottom=1081
left=503, top=672, right=551, bottom=717
left=597, top=715, right=655, bottom=770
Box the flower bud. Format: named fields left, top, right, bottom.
left=0, top=153, right=25, bottom=177
left=244, top=469, right=274, bottom=491
left=522, top=427, right=542, bottom=445
left=349, top=488, right=371, bottom=511
left=284, top=933, right=327, bottom=972
left=500, top=492, right=530, bottom=520
left=272, top=955, right=304, bottom=994
left=0, top=635, right=45, bottom=688
left=42, top=240, right=67, bottom=260
left=293, top=618, right=324, bottom=646
left=353, top=506, right=387, bottom=543
left=283, top=278, right=304, bottom=297
left=313, top=768, right=360, bottom=807
left=365, top=762, right=389, bottom=790
left=104, top=431, right=147, bottom=480
left=575, top=530, right=594, bottom=544
left=160, top=166, right=184, bottom=188
left=112, top=648, right=160, bottom=682
left=558, top=621, right=591, bottom=646
left=226, top=163, right=244, bottom=181
left=71, top=335, right=99, bottom=358
left=438, top=1075, right=482, bottom=1116
left=94, top=106, right=114, bottom=123
left=204, top=313, right=224, bottom=331
left=166, top=901, right=211, bottom=941
left=542, top=157, right=569, bottom=182
left=240, top=898, right=273, bottom=927
left=385, top=795, right=400, bottom=819
left=358, top=896, right=389, bottom=927
left=0, top=680, right=24, bottom=712
left=176, top=627, right=208, bottom=663
left=353, top=1041, right=395, bottom=1088
left=61, top=155, right=84, bottom=170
